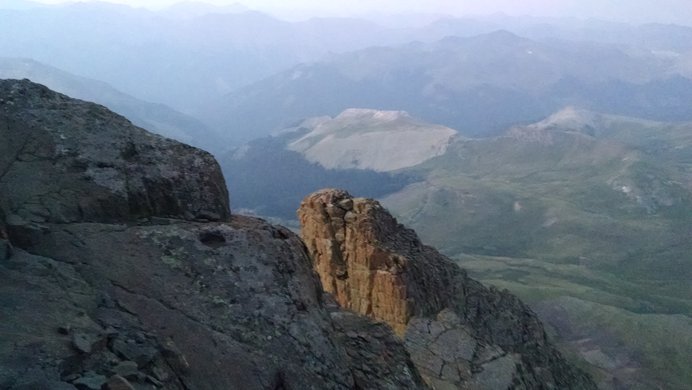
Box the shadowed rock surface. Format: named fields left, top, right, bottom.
left=0, top=79, right=230, bottom=225
left=0, top=80, right=426, bottom=390
left=298, top=189, right=596, bottom=389
left=1, top=218, right=427, bottom=390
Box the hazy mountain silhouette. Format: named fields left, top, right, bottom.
left=0, top=3, right=401, bottom=113
left=0, top=57, right=222, bottom=152
left=207, top=30, right=691, bottom=143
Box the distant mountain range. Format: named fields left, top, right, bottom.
left=2, top=2, right=692, bottom=144
left=159, top=1, right=249, bottom=19
left=206, top=30, right=692, bottom=143
left=415, top=15, right=692, bottom=52
left=0, top=3, right=402, bottom=113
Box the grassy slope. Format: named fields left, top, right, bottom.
left=385, top=122, right=692, bottom=294
left=382, top=113, right=692, bottom=388
left=456, top=253, right=692, bottom=389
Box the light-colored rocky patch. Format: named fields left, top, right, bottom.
left=287, top=108, right=457, bottom=172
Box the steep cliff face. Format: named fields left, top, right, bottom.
left=0, top=80, right=426, bottom=390
left=299, top=189, right=596, bottom=389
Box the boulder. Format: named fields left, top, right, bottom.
left=0, top=79, right=229, bottom=226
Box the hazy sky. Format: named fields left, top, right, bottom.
left=29, top=0, right=692, bottom=25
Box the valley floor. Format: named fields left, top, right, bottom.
left=455, top=254, right=692, bottom=390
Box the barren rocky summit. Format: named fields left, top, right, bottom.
left=1, top=79, right=593, bottom=389
left=0, top=80, right=423, bottom=389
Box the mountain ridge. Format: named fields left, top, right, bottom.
left=206, top=30, right=691, bottom=143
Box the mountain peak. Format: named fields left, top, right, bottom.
left=335, top=107, right=411, bottom=122
left=536, top=106, right=600, bottom=129
left=455, top=28, right=531, bottom=46
left=507, top=106, right=603, bottom=143
left=483, top=28, right=523, bottom=40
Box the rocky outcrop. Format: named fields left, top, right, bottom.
left=1, top=218, right=427, bottom=390
left=298, top=189, right=454, bottom=336
left=0, top=80, right=426, bottom=390
left=299, top=189, right=597, bottom=389
left=0, top=79, right=229, bottom=226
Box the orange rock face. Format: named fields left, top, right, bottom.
left=298, top=188, right=597, bottom=389
left=299, top=189, right=462, bottom=335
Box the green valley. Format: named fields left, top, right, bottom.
left=380, top=109, right=692, bottom=388
left=224, top=107, right=692, bottom=389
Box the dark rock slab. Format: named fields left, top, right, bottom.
left=0, top=215, right=429, bottom=389
left=0, top=81, right=427, bottom=389
left=0, top=79, right=230, bottom=226
left=72, top=372, right=107, bottom=390
left=104, top=375, right=135, bottom=390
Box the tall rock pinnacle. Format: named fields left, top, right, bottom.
left=299, top=188, right=596, bottom=389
